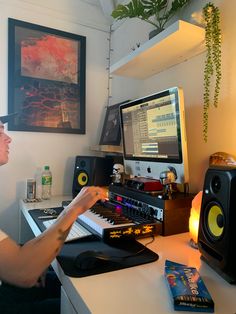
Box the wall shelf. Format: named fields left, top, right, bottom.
left=90, top=145, right=123, bottom=154
left=110, top=20, right=206, bottom=79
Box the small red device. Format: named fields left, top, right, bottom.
left=125, top=177, right=163, bottom=191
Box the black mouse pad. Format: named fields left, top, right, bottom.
left=56, top=236, right=159, bottom=277
left=28, top=207, right=159, bottom=277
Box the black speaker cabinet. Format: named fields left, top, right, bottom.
left=72, top=156, right=114, bottom=197
left=198, top=166, right=236, bottom=283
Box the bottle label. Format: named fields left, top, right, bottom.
left=42, top=175, right=52, bottom=185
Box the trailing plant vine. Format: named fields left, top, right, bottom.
left=203, top=2, right=222, bottom=142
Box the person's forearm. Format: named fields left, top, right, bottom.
left=0, top=203, right=80, bottom=287
left=0, top=186, right=107, bottom=287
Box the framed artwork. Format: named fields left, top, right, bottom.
left=99, top=100, right=129, bottom=146
left=8, top=18, right=86, bottom=134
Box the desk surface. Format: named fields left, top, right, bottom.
left=20, top=196, right=236, bottom=314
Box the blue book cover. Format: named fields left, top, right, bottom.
left=165, top=260, right=214, bottom=312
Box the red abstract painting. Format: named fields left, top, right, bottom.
left=8, top=18, right=86, bottom=134
left=21, top=33, right=79, bottom=84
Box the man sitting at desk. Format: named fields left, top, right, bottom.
left=0, top=114, right=107, bottom=313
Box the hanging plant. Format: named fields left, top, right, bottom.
left=203, top=2, right=222, bottom=142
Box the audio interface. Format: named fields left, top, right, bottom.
left=109, top=185, right=193, bottom=236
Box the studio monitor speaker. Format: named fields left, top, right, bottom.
left=72, top=156, right=114, bottom=198
left=198, top=166, right=236, bottom=283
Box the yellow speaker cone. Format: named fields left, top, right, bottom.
left=77, top=172, right=88, bottom=186
left=207, top=205, right=224, bottom=238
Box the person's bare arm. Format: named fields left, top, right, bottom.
left=0, top=186, right=107, bottom=287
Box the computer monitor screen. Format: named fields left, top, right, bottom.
left=119, top=87, right=189, bottom=184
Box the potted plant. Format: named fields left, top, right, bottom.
left=111, top=0, right=192, bottom=38
left=202, top=2, right=222, bottom=142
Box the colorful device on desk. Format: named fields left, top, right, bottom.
left=165, top=260, right=214, bottom=312
left=28, top=200, right=161, bottom=243
left=109, top=184, right=192, bottom=236
left=77, top=201, right=160, bottom=241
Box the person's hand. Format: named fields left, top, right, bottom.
left=35, top=270, right=47, bottom=287
left=68, top=186, right=108, bottom=215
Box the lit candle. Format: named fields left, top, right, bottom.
left=189, top=191, right=202, bottom=248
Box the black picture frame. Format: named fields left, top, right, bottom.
left=99, top=100, right=129, bottom=146
left=8, top=18, right=86, bottom=134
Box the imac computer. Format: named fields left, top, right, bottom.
left=119, top=87, right=189, bottom=184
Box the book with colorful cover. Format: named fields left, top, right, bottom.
left=164, top=260, right=214, bottom=312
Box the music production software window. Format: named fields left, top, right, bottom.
left=122, top=94, right=180, bottom=159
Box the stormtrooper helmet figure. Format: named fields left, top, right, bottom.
left=113, top=163, right=124, bottom=174
left=111, top=163, right=124, bottom=184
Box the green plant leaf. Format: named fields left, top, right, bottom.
left=141, top=0, right=167, bottom=13
left=171, top=0, right=191, bottom=11
left=112, top=0, right=191, bottom=29
left=111, top=0, right=147, bottom=20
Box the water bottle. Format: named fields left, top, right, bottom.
left=41, top=166, right=52, bottom=200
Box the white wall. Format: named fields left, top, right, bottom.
left=0, top=0, right=111, bottom=240
left=110, top=0, right=235, bottom=193
left=1, top=0, right=235, bottom=239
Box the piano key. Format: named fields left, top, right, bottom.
left=77, top=209, right=134, bottom=237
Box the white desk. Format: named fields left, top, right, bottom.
left=20, top=196, right=236, bottom=314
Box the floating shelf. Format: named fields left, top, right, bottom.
left=110, top=20, right=206, bottom=79
left=90, top=145, right=123, bottom=154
